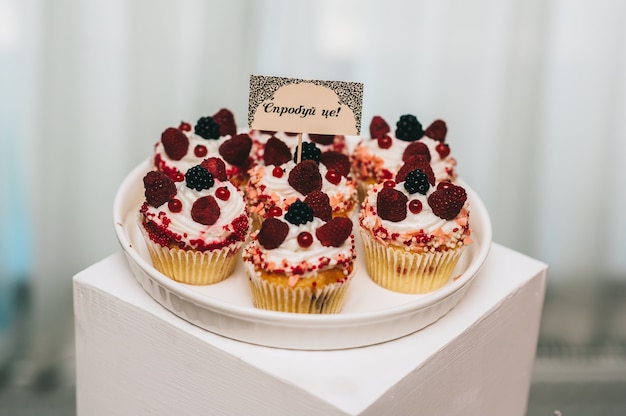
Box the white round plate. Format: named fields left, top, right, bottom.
left=114, top=159, right=492, bottom=350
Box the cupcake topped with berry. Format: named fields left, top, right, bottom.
left=242, top=192, right=356, bottom=314
left=139, top=158, right=250, bottom=285
left=246, top=140, right=357, bottom=229
left=358, top=160, right=471, bottom=294
left=351, top=114, right=458, bottom=200
left=153, top=108, right=254, bottom=189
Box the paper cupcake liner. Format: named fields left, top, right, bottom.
left=141, top=226, right=242, bottom=285
left=243, top=262, right=352, bottom=314
left=360, top=229, right=464, bottom=294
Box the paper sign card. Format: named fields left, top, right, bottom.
left=248, top=75, right=363, bottom=135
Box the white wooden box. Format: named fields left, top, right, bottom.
left=73, top=243, right=546, bottom=416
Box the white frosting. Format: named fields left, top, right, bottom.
left=143, top=178, right=248, bottom=248
left=153, top=129, right=230, bottom=175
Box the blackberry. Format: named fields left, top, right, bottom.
left=284, top=200, right=314, bottom=225
left=185, top=165, right=215, bottom=191
left=195, top=116, right=221, bottom=140
left=293, top=141, right=321, bottom=164
left=395, top=114, right=424, bottom=142
left=403, top=169, right=430, bottom=195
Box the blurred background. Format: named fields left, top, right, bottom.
left=1, top=0, right=625, bottom=414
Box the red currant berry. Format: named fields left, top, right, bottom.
left=383, top=180, right=396, bottom=188
left=215, top=186, right=230, bottom=201
left=377, top=134, right=392, bottom=149
left=168, top=198, right=182, bottom=212
left=267, top=206, right=282, bottom=217
left=173, top=172, right=185, bottom=182
left=436, top=142, right=450, bottom=158
left=272, top=166, right=284, bottom=178
left=408, top=199, right=422, bottom=214
left=194, top=145, right=207, bottom=157
left=437, top=180, right=452, bottom=190
left=325, top=169, right=341, bottom=185
left=297, top=231, right=313, bottom=248
left=179, top=122, right=192, bottom=131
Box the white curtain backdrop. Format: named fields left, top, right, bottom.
left=2, top=0, right=625, bottom=374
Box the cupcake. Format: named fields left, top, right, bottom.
left=249, top=130, right=348, bottom=164
left=242, top=196, right=356, bottom=314
left=351, top=114, right=458, bottom=200
left=246, top=140, right=357, bottom=229
left=358, top=160, right=471, bottom=294
left=139, top=159, right=250, bottom=285
left=153, top=108, right=254, bottom=188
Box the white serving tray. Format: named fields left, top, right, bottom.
left=113, top=159, right=492, bottom=350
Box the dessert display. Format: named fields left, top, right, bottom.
left=359, top=157, right=472, bottom=294
left=128, top=105, right=477, bottom=317
left=246, top=139, right=358, bottom=229
left=242, top=194, right=356, bottom=313
left=139, top=159, right=250, bottom=285
left=351, top=115, right=458, bottom=200
left=153, top=108, right=254, bottom=188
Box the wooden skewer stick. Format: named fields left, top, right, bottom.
left=296, top=132, right=303, bottom=163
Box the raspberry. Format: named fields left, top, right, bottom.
left=200, top=157, right=228, bottom=181
left=377, top=187, right=408, bottom=222
left=195, top=116, right=221, bottom=140
left=402, top=141, right=431, bottom=163
left=396, top=155, right=435, bottom=186
left=320, top=151, right=350, bottom=177
left=304, top=190, right=332, bottom=222
left=143, top=171, right=177, bottom=208
left=369, top=115, right=390, bottom=139
left=212, top=108, right=237, bottom=137
left=315, top=217, right=353, bottom=247
left=185, top=165, right=214, bottom=191
left=257, top=217, right=289, bottom=249
left=425, top=119, right=447, bottom=142
left=191, top=195, right=220, bottom=225
left=284, top=200, right=314, bottom=225
left=219, top=133, right=252, bottom=167
left=395, top=114, right=423, bottom=142
left=263, top=137, right=292, bottom=166
left=161, top=127, right=189, bottom=161
left=308, top=133, right=334, bottom=145
left=427, top=183, right=467, bottom=220
left=293, top=141, right=321, bottom=164
left=403, top=169, right=431, bottom=195
left=288, top=160, right=322, bottom=196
